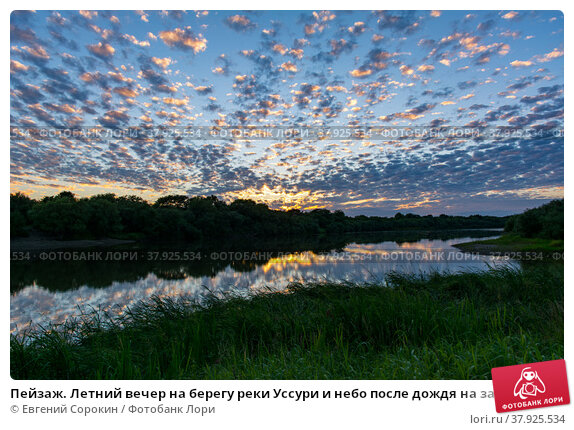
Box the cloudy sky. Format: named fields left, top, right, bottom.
left=10, top=10, right=563, bottom=216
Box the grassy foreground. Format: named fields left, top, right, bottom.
left=11, top=265, right=563, bottom=379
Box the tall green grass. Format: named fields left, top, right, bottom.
left=11, top=264, right=563, bottom=379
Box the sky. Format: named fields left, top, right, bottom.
left=10, top=10, right=564, bottom=216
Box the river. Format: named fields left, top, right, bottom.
left=10, top=230, right=516, bottom=335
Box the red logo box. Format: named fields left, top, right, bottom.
left=492, top=359, right=570, bottom=413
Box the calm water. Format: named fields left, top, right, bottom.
left=10, top=230, right=515, bottom=335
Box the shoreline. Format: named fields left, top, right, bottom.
left=10, top=228, right=503, bottom=253
left=453, top=234, right=564, bottom=257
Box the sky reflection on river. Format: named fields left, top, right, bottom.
left=11, top=235, right=515, bottom=335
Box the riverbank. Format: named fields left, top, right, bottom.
left=11, top=265, right=563, bottom=379
left=453, top=233, right=563, bottom=256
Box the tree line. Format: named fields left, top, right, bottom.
left=504, top=199, right=563, bottom=239
left=11, top=191, right=508, bottom=241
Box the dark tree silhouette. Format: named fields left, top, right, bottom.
left=11, top=192, right=511, bottom=240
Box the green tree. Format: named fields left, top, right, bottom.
left=29, top=196, right=89, bottom=239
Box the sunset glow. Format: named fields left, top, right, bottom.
left=10, top=10, right=563, bottom=215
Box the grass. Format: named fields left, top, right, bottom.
left=11, top=264, right=563, bottom=380
left=454, top=233, right=564, bottom=255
